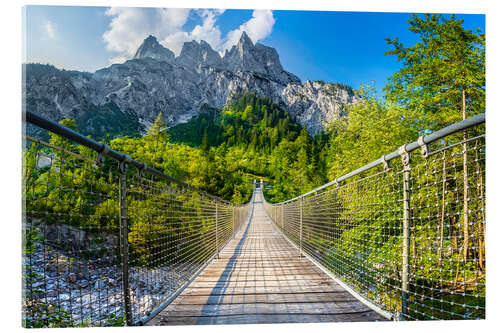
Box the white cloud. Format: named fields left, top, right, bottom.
left=109, top=55, right=128, bottom=65
left=161, top=9, right=225, bottom=55
left=103, top=7, right=190, bottom=58
left=44, top=20, right=56, bottom=39
left=222, top=10, right=275, bottom=52
left=103, top=8, right=275, bottom=64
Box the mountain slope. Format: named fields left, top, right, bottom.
left=24, top=33, right=359, bottom=138
left=168, top=91, right=304, bottom=149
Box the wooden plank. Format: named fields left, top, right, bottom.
left=180, top=285, right=349, bottom=295
left=201, top=267, right=321, bottom=273
left=196, top=273, right=326, bottom=280
left=198, top=269, right=324, bottom=277
left=150, top=312, right=385, bottom=325
left=186, top=279, right=339, bottom=288
left=172, top=292, right=358, bottom=305
left=146, top=189, right=386, bottom=326
left=162, top=301, right=372, bottom=316
left=204, top=263, right=316, bottom=269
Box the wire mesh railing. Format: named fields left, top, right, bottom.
left=22, top=111, right=252, bottom=327
left=264, top=114, right=485, bottom=321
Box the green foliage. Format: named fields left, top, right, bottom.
left=168, top=111, right=222, bottom=147
left=326, top=85, right=417, bottom=180
left=165, top=92, right=329, bottom=202
left=169, top=92, right=304, bottom=151
left=24, top=302, right=73, bottom=328
left=326, top=82, right=355, bottom=96
left=146, top=112, right=169, bottom=138
left=384, top=14, right=485, bottom=129
left=241, top=105, right=253, bottom=122
left=304, top=15, right=486, bottom=320
left=76, top=102, right=142, bottom=141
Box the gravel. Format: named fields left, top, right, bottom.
left=23, top=242, right=201, bottom=325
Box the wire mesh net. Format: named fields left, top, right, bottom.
left=126, top=174, right=246, bottom=321
left=23, top=135, right=124, bottom=327
left=22, top=130, right=251, bottom=327
left=264, top=126, right=485, bottom=321
left=22, top=113, right=484, bottom=325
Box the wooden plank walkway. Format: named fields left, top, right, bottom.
left=146, top=189, right=386, bottom=325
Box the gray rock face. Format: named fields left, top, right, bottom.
left=133, top=35, right=175, bottom=62
left=25, top=32, right=358, bottom=136
left=282, top=81, right=357, bottom=134
left=176, top=40, right=223, bottom=70
left=223, top=32, right=301, bottom=86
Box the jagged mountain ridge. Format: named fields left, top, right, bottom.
left=133, top=35, right=175, bottom=62
left=24, top=32, right=358, bottom=138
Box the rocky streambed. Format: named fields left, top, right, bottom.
left=23, top=240, right=202, bottom=326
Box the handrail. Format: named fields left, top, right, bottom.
left=24, top=110, right=231, bottom=204
left=277, top=113, right=485, bottom=204
left=23, top=110, right=254, bottom=327
left=262, top=115, right=486, bottom=321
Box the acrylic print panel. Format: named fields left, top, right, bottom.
left=22, top=3, right=485, bottom=327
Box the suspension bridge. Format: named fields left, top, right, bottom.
left=22, top=111, right=485, bottom=327
left=147, top=188, right=385, bottom=325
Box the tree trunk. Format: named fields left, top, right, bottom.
left=411, top=207, right=416, bottom=266
left=462, top=88, right=469, bottom=263
left=451, top=215, right=458, bottom=253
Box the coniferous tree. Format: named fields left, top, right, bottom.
left=200, top=129, right=209, bottom=152
left=384, top=14, right=485, bottom=262
left=147, top=112, right=169, bottom=163
left=242, top=105, right=253, bottom=122
left=147, top=112, right=169, bottom=138
left=384, top=14, right=485, bottom=129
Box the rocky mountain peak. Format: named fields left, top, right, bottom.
left=133, top=35, right=175, bottom=62
left=237, top=31, right=254, bottom=50
left=224, top=31, right=254, bottom=62
left=177, top=39, right=222, bottom=69
left=222, top=32, right=300, bottom=85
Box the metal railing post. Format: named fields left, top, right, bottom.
left=232, top=205, right=235, bottom=239
left=215, top=201, right=219, bottom=259
left=299, top=197, right=303, bottom=258
left=281, top=205, right=284, bottom=230
left=399, top=145, right=411, bottom=320
left=118, top=162, right=132, bottom=326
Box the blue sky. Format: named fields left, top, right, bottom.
left=24, top=6, right=485, bottom=93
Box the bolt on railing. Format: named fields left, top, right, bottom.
left=22, top=111, right=252, bottom=327
left=264, top=114, right=485, bottom=321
